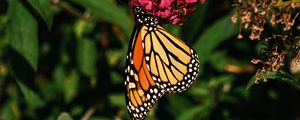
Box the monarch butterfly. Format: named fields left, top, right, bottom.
left=124, top=7, right=200, bottom=119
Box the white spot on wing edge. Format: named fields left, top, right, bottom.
left=129, top=82, right=136, bottom=89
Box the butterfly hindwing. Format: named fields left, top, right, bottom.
left=143, top=25, right=200, bottom=93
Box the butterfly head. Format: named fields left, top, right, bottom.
left=133, top=7, right=159, bottom=31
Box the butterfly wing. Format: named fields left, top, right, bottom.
left=143, top=25, right=200, bottom=93
left=125, top=25, right=165, bottom=120
left=125, top=24, right=200, bottom=119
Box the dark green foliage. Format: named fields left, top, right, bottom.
left=27, top=0, right=53, bottom=30
left=7, top=0, right=38, bottom=71
left=0, top=0, right=299, bottom=120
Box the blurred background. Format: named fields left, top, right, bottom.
left=0, top=0, right=300, bottom=120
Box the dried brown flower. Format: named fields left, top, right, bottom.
left=290, top=50, right=300, bottom=74
left=233, top=0, right=300, bottom=84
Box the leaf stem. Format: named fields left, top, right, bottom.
left=54, top=1, right=108, bottom=23
left=81, top=107, right=96, bottom=120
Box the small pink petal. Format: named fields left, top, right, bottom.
left=159, top=0, right=174, bottom=8
left=185, top=0, right=197, bottom=4
left=138, top=0, right=154, bottom=10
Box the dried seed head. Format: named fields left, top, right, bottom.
left=251, top=59, right=261, bottom=64
left=290, top=50, right=300, bottom=74
left=231, top=14, right=238, bottom=23
left=249, top=25, right=264, bottom=40
left=270, top=14, right=276, bottom=25
left=237, top=34, right=243, bottom=39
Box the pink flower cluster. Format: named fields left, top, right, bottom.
left=129, top=0, right=205, bottom=25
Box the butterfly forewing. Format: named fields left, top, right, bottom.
left=125, top=26, right=166, bottom=119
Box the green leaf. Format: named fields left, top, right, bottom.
left=77, top=38, right=97, bottom=77
left=247, top=71, right=300, bottom=90
left=110, top=71, right=123, bottom=85
left=0, top=34, right=9, bottom=56
left=16, top=80, right=45, bottom=109
left=27, top=0, right=53, bottom=30
left=193, top=13, right=238, bottom=72
left=74, top=20, right=95, bottom=38
left=64, top=70, right=79, bottom=103
left=53, top=65, right=67, bottom=84
left=57, top=112, right=73, bottom=120
left=177, top=105, right=211, bottom=120
left=189, top=83, right=210, bottom=97
left=108, top=94, right=125, bottom=107
left=73, top=0, right=133, bottom=36
left=274, top=71, right=300, bottom=90
left=246, top=71, right=277, bottom=89
left=0, top=101, right=20, bottom=120
left=209, top=51, right=227, bottom=71
left=70, top=106, right=83, bottom=116
left=183, top=3, right=209, bottom=42
left=89, top=117, right=111, bottom=120
left=167, top=94, right=192, bottom=117
left=246, top=74, right=257, bottom=90
left=106, top=49, right=123, bottom=66
left=207, top=75, right=234, bottom=88
left=7, top=0, right=38, bottom=71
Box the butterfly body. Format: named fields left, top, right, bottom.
left=125, top=7, right=200, bottom=120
